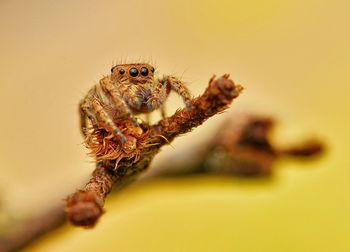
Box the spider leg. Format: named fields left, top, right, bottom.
left=99, top=77, right=133, bottom=118
left=99, top=77, right=139, bottom=126
left=79, top=100, right=96, bottom=137
left=161, top=75, right=192, bottom=110
left=79, top=89, right=126, bottom=143
left=90, top=99, right=126, bottom=142
left=145, top=81, right=168, bottom=113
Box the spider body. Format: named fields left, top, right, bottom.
left=80, top=63, right=192, bottom=142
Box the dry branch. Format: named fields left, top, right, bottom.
left=65, top=74, right=243, bottom=227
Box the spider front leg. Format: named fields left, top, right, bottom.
left=146, top=80, right=169, bottom=113
left=79, top=93, right=127, bottom=143
left=79, top=100, right=97, bottom=137
left=161, top=75, right=193, bottom=111
left=99, top=77, right=140, bottom=126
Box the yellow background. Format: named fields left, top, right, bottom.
left=0, top=0, right=349, bottom=251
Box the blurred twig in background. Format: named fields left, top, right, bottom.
left=152, top=115, right=324, bottom=178
left=0, top=208, right=65, bottom=252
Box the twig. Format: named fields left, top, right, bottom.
left=65, top=74, right=243, bottom=227
left=0, top=207, right=66, bottom=252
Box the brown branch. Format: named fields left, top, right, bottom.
left=65, top=74, right=243, bottom=227
left=149, top=74, right=242, bottom=142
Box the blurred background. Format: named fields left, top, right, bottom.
left=0, top=0, right=349, bottom=251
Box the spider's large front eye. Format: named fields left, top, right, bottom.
left=140, top=67, right=148, bottom=76
left=129, top=67, right=138, bottom=77
left=119, top=69, right=125, bottom=75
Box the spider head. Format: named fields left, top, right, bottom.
left=111, top=63, right=155, bottom=84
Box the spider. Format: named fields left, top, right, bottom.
left=79, top=63, right=192, bottom=142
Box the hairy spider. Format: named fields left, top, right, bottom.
left=79, top=63, right=192, bottom=142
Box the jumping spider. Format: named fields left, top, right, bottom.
left=79, top=63, right=192, bottom=143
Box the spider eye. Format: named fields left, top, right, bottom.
left=129, top=67, right=138, bottom=77
left=140, top=67, right=149, bottom=76
left=119, top=69, right=125, bottom=75
left=111, top=66, right=116, bottom=72
left=151, top=67, right=155, bottom=73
